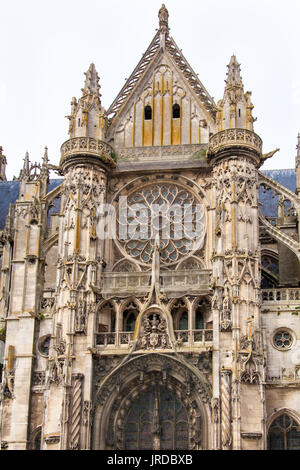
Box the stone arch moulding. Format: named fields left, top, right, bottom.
left=266, top=408, right=300, bottom=450
left=266, top=408, right=300, bottom=432
left=132, top=305, right=176, bottom=350
left=92, top=353, right=212, bottom=450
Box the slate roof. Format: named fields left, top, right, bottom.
left=259, top=169, right=297, bottom=218
left=0, top=170, right=297, bottom=230
left=0, top=179, right=63, bottom=229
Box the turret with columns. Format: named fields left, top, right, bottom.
left=209, top=57, right=265, bottom=450
left=42, top=64, right=115, bottom=450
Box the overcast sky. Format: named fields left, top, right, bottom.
left=1, top=0, right=300, bottom=180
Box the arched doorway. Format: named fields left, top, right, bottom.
left=93, top=353, right=211, bottom=450
left=124, top=385, right=189, bottom=450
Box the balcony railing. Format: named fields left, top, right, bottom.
left=95, top=331, right=134, bottom=347
left=95, top=329, right=213, bottom=348
left=175, top=329, right=213, bottom=346
left=208, top=128, right=262, bottom=155
left=101, top=269, right=211, bottom=296
left=262, top=288, right=300, bottom=304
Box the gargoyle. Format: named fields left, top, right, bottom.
left=261, top=148, right=280, bottom=162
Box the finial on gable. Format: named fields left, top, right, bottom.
left=158, top=4, right=169, bottom=33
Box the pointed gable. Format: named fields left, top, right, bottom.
left=107, top=5, right=217, bottom=150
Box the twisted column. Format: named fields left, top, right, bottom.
left=221, top=369, right=232, bottom=450
left=70, top=374, right=84, bottom=450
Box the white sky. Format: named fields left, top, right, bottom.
left=1, top=0, right=300, bottom=180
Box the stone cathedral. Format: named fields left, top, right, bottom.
left=0, top=5, right=300, bottom=451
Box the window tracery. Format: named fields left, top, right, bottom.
left=117, top=183, right=206, bottom=266
left=268, top=414, right=300, bottom=450
left=272, top=329, right=295, bottom=351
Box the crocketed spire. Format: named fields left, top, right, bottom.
left=82, top=63, right=101, bottom=96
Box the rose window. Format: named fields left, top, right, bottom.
left=273, top=329, right=294, bottom=350
left=117, top=183, right=206, bottom=265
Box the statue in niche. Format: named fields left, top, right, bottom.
left=220, top=287, right=232, bottom=332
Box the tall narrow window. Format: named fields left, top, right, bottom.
left=144, top=105, right=152, bottom=120
left=172, top=103, right=180, bottom=119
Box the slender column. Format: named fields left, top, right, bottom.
left=221, top=368, right=232, bottom=450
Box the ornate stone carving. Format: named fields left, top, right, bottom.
left=0, top=364, right=15, bottom=400
left=32, top=371, right=46, bottom=387
left=212, top=398, right=220, bottom=423
left=220, top=287, right=232, bottom=332
left=220, top=368, right=232, bottom=450
left=70, top=373, right=84, bottom=450
left=60, top=138, right=115, bottom=168
left=136, top=312, right=171, bottom=350
left=75, top=299, right=87, bottom=334
left=208, top=128, right=262, bottom=155
left=45, top=434, right=60, bottom=444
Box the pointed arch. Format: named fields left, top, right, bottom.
left=92, top=353, right=212, bottom=450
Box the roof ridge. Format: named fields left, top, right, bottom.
left=106, top=31, right=161, bottom=118
left=165, top=35, right=217, bottom=118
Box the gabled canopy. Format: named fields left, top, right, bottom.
left=106, top=5, right=217, bottom=149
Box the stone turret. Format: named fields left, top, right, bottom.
left=216, top=55, right=256, bottom=132
left=66, top=63, right=107, bottom=141
left=61, top=64, right=115, bottom=174
left=42, top=65, right=115, bottom=449
left=208, top=59, right=265, bottom=450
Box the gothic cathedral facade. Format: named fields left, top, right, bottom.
left=0, top=5, right=300, bottom=450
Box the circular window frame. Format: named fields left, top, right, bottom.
left=113, top=178, right=207, bottom=267
left=272, top=328, right=295, bottom=352
left=37, top=334, right=51, bottom=358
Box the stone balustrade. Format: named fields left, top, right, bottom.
left=60, top=137, right=116, bottom=167
left=101, top=269, right=211, bottom=296
left=95, top=329, right=213, bottom=349
left=262, top=288, right=300, bottom=304
left=208, top=128, right=262, bottom=155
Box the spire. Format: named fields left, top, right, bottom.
left=297, top=133, right=300, bottom=159
left=296, top=134, right=300, bottom=194
left=66, top=63, right=106, bottom=140
left=216, top=55, right=256, bottom=132
left=42, top=146, right=49, bottom=166
left=0, top=146, right=7, bottom=181
left=23, top=151, right=30, bottom=178
left=225, top=55, right=243, bottom=89
left=158, top=4, right=169, bottom=34
left=82, top=63, right=101, bottom=96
